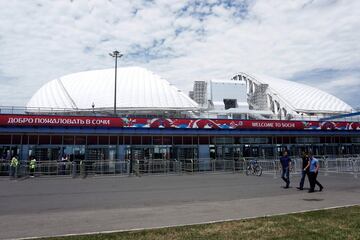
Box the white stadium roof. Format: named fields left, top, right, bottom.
left=27, top=67, right=198, bottom=111
left=240, top=73, right=353, bottom=114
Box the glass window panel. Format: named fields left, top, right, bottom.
left=118, top=136, right=123, bottom=145
left=283, top=137, right=290, bottom=144
left=124, top=136, right=131, bottom=144
left=99, top=136, right=109, bottom=145
left=173, top=136, right=182, bottom=144
left=0, top=135, right=11, bottom=144
left=51, top=135, right=62, bottom=145
left=75, top=136, right=86, bottom=145
left=153, top=136, right=162, bottom=145
left=12, top=135, right=22, bottom=144
left=142, top=136, right=151, bottom=145
left=39, top=135, right=51, bottom=145
left=215, top=137, right=234, bottom=144
left=199, top=136, right=209, bottom=144
left=87, top=136, right=97, bottom=145
left=63, top=136, right=74, bottom=145
left=131, top=136, right=141, bottom=144
left=28, top=135, right=38, bottom=144
left=22, top=135, right=29, bottom=144
left=110, top=136, right=117, bottom=145
left=183, top=136, right=192, bottom=145
left=163, top=136, right=172, bottom=145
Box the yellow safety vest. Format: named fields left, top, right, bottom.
left=11, top=157, right=19, bottom=167
left=30, top=159, right=36, bottom=169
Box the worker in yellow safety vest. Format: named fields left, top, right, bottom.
left=29, top=157, right=36, bottom=177
left=10, top=155, right=19, bottom=179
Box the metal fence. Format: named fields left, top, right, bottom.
left=1, top=156, right=359, bottom=179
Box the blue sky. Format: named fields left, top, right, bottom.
left=0, top=0, right=359, bottom=108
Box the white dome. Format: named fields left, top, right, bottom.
left=27, top=67, right=198, bottom=111
left=245, top=73, right=353, bottom=114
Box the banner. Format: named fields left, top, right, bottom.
left=0, top=115, right=123, bottom=128
left=0, top=114, right=359, bottom=131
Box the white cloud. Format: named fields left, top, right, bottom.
left=0, top=0, right=359, bottom=108
left=326, top=77, right=360, bottom=88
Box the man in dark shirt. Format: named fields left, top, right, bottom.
left=297, top=151, right=309, bottom=190
left=280, top=151, right=292, bottom=188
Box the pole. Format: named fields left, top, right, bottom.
left=114, top=55, right=117, bottom=115
left=109, top=50, right=123, bottom=116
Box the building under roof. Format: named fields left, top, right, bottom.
left=26, top=67, right=198, bottom=116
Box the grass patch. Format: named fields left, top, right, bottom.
left=45, top=205, right=360, bottom=240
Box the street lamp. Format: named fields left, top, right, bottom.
left=109, top=50, right=123, bottom=115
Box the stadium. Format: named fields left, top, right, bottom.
left=26, top=67, right=198, bottom=116
left=0, top=66, right=359, bottom=175
left=25, top=66, right=354, bottom=120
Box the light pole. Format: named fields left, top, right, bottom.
left=109, top=50, right=123, bottom=115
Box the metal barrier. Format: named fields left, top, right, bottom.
left=0, top=162, right=10, bottom=176
left=88, top=161, right=128, bottom=176
left=134, top=159, right=182, bottom=176
left=0, top=157, right=359, bottom=179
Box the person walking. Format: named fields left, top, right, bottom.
left=61, top=155, right=68, bottom=175
left=9, top=155, right=19, bottom=179
left=307, top=154, right=323, bottom=193
left=297, top=151, right=310, bottom=190
left=29, top=156, right=36, bottom=177
left=280, top=151, right=292, bottom=188
left=80, top=160, right=87, bottom=178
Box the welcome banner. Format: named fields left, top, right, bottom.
left=0, top=114, right=359, bottom=131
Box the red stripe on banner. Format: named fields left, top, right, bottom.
left=0, top=114, right=358, bottom=131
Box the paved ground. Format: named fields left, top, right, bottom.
left=0, top=172, right=359, bottom=239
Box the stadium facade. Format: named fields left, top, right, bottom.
left=26, top=67, right=198, bottom=116
left=0, top=67, right=359, bottom=174
left=189, top=73, right=353, bottom=120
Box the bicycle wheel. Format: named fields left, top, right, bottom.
left=255, top=165, right=262, bottom=176
left=245, top=166, right=251, bottom=176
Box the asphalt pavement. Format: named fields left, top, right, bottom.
left=0, top=172, right=359, bottom=239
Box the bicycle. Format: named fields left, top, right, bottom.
left=246, top=160, right=262, bottom=176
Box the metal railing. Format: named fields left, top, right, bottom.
left=1, top=156, right=359, bottom=179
